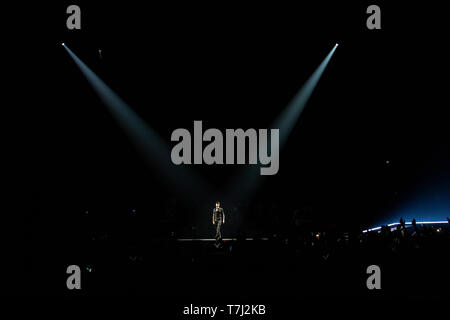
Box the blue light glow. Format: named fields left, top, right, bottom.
left=363, top=220, right=448, bottom=233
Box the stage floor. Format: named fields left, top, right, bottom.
left=176, top=237, right=269, bottom=241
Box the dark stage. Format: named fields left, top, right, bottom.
left=4, top=1, right=450, bottom=316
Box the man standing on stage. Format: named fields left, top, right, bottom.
left=212, top=201, right=225, bottom=240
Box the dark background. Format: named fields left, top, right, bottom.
left=5, top=1, right=450, bottom=300
left=40, top=2, right=449, bottom=229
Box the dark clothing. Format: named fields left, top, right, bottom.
left=215, top=220, right=222, bottom=240
left=213, top=208, right=224, bottom=223
left=213, top=207, right=225, bottom=239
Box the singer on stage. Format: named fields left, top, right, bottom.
left=212, top=201, right=225, bottom=240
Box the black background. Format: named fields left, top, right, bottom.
left=37, top=2, right=449, bottom=229
left=4, top=0, right=450, bottom=306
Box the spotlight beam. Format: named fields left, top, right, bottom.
left=226, top=44, right=339, bottom=202
left=63, top=45, right=216, bottom=205
left=275, top=43, right=338, bottom=149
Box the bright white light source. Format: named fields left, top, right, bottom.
left=363, top=220, right=448, bottom=233
left=62, top=42, right=65, bottom=46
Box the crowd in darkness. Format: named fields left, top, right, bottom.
left=42, top=204, right=449, bottom=297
